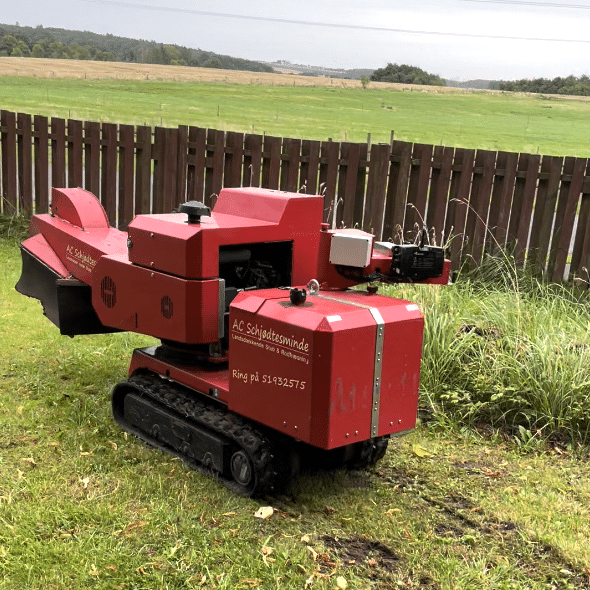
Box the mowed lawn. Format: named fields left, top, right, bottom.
left=1, top=60, right=590, bottom=156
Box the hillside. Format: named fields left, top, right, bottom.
left=0, top=23, right=273, bottom=73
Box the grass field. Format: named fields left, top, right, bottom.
left=3, top=236, right=590, bottom=589
left=2, top=58, right=590, bottom=156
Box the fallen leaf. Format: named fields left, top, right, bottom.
left=412, top=444, right=432, bottom=458
left=89, top=564, right=100, bottom=577
left=504, top=486, right=519, bottom=495
left=254, top=506, right=274, bottom=519
left=336, top=576, right=348, bottom=589
left=107, top=440, right=118, bottom=450
left=47, top=441, right=59, bottom=447
left=301, top=534, right=311, bottom=543
left=21, top=457, right=37, bottom=467
left=241, top=578, right=262, bottom=587
left=261, top=546, right=274, bottom=556
left=80, top=477, right=90, bottom=489
left=367, top=558, right=377, bottom=567
left=306, top=546, right=318, bottom=561
left=105, top=565, right=118, bottom=572
left=305, top=574, right=315, bottom=588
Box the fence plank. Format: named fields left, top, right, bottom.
left=84, top=121, right=101, bottom=197
left=319, top=140, right=339, bottom=224
left=162, top=128, right=179, bottom=213
left=101, top=123, right=118, bottom=225
left=405, top=143, right=433, bottom=237
left=243, top=133, right=263, bottom=188
left=337, top=142, right=367, bottom=227
left=364, top=143, right=391, bottom=238
left=262, top=135, right=281, bottom=190
left=383, top=140, right=412, bottom=242
left=569, top=160, right=590, bottom=281
left=51, top=117, right=66, bottom=190
left=33, top=115, right=49, bottom=214
left=300, top=139, right=320, bottom=195
left=528, top=155, right=563, bottom=270
left=187, top=126, right=206, bottom=201
left=205, top=128, right=225, bottom=206
left=488, top=151, right=518, bottom=250
left=509, top=153, right=540, bottom=262
left=67, top=119, right=83, bottom=189
left=177, top=125, right=188, bottom=206
left=1, top=110, right=17, bottom=214
left=118, top=124, right=135, bottom=229
left=549, top=157, right=586, bottom=281
left=17, top=113, right=33, bottom=214
left=427, top=145, right=454, bottom=247
left=224, top=131, right=244, bottom=188
left=152, top=127, right=165, bottom=214
left=445, top=148, right=475, bottom=267
left=280, top=138, right=301, bottom=193
left=465, top=150, right=496, bottom=263
left=135, top=125, right=152, bottom=215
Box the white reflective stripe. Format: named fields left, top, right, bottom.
left=406, top=304, right=419, bottom=311
left=326, top=315, right=342, bottom=322
left=369, top=308, right=385, bottom=437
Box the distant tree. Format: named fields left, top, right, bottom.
left=370, top=63, right=445, bottom=87
left=360, top=75, right=370, bottom=89
left=202, top=57, right=222, bottom=69
left=32, top=43, right=44, bottom=58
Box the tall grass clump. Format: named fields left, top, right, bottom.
left=383, top=250, right=590, bottom=447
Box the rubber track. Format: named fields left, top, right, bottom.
left=114, top=372, right=278, bottom=497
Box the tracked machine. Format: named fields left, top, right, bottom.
left=16, top=187, right=449, bottom=496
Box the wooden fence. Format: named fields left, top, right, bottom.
left=2, top=109, right=590, bottom=282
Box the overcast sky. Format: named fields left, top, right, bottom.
left=5, top=0, right=590, bottom=80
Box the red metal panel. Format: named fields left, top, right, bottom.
left=92, top=254, right=221, bottom=343
left=67, top=119, right=83, bottom=189
left=101, top=123, right=118, bottom=225
left=549, top=157, right=586, bottom=281
left=84, top=121, right=101, bottom=198
left=134, top=125, right=152, bottom=215
left=464, top=150, right=496, bottom=264
left=51, top=117, right=66, bottom=190
left=364, top=143, right=391, bottom=238
left=118, top=124, right=135, bottom=229
left=17, top=112, right=33, bottom=214
left=33, top=115, right=49, bottom=214
left=228, top=289, right=423, bottom=449
left=383, top=140, right=412, bottom=243
left=426, top=145, right=454, bottom=247
left=261, top=135, right=281, bottom=190
left=405, top=143, right=433, bottom=237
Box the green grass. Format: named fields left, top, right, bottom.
left=2, top=76, right=590, bottom=156
left=4, top=237, right=590, bottom=589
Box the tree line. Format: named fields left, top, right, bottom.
left=0, top=23, right=274, bottom=73
left=499, top=75, right=590, bottom=96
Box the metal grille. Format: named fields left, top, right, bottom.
left=100, top=276, right=116, bottom=308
